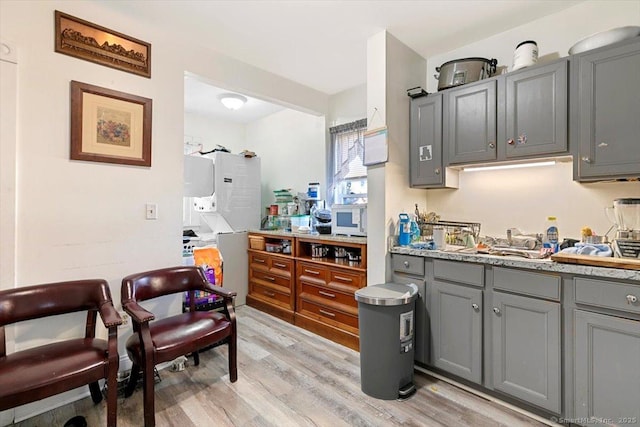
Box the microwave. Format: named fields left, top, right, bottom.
left=331, top=204, right=367, bottom=237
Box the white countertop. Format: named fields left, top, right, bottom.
left=391, top=246, right=640, bottom=281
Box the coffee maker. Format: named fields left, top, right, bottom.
left=606, top=198, right=640, bottom=258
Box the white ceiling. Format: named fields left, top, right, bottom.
left=101, top=0, right=584, bottom=121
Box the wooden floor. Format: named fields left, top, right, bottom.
left=12, top=305, right=548, bottom=427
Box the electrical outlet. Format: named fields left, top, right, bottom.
left=119, top=312, right=130, bottom=328
left=146, top=203, right=158, bottom=220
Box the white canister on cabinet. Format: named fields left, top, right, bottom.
left=513, top=40, right=538, bottom=71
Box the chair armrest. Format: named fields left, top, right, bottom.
left=98, top=301, right=123, bottom=328
left=122, top=300, right=155, bottom=324
left=203, top=283, right=237, bottom=299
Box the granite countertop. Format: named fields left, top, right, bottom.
left=250, top=229, right=367, bottom=245
left=391, top=246, right=640, bottom=282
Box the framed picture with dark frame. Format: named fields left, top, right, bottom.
left=55, top=10, right=151, bottom=78
left=70, top=81, right=152, bottom=167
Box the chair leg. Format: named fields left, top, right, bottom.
left=89, top=381, right=103, bottom=404
left=106, top=365, right=118, bottom=427
left=124, top=364, right=140, bottom=398
left=143, top=362, right=156, bottom=427
left=229, top=335, right=237, bottom=383
left=192, top=350, right=200, bottom=366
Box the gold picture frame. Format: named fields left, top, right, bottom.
left=70, top=81, right=152, bottom=167
left=55, top=10, right=151, bottom=78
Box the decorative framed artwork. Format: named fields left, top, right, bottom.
left=70, top=81, right=152, bottom=167
left=55, top=10, right=151, bottom=78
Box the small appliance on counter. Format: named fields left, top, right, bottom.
left=331, top=204, right=367, bottom=237
left=434, top=57, right=498, bottom=91
left=606, top=198, right=640, bottom=258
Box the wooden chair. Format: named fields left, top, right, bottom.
left=0, top=279, right=122, bottom=427
left=120, top=266, right=237, bottom=427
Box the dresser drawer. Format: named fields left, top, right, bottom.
left=329, top=269, right=363, bottom=289
left=575, top=277, right=640, bottom=315
left=298, top=262, right=328, bottom=283
left=250, top=282, right=292, bottom=308
left=300, top=282, right=356, bottom=308
left=434, top=259, right=484, bottom=287
left=270, top=258, right=293, bottom=276
left=298, top=299, right=359, bottom=330
left=250, top=252, right=269, bottom=270
left=392, top=254, right=424, bottom=276
left=493, top=267, right=560, bottom=301
left=251, top=269, right=292, bottom=290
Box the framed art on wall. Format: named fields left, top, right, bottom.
left=70, top=81, right=152, bottom=167
left=55, top=10, right=151, bottom=78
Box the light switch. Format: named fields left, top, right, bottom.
left=146, top=203, right=158, bottom=220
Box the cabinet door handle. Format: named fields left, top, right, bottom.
left=319, top=309, right=336, bottom=318
left=493, top=307, right=501, bottom=315
left=319, top=290, right=336, bottom=298
left=435, top=168, right=441, bottom=175
left=263, top=290, right=275, bottom=297
left=273, top=262, right=287, bottom=268
left=334, top=275, right=353, bottom=283
left=488, top=142, right=496, bottom=149
left=472, top=303, right=479, bottom=310
left=581, top=156, right=591, bottom=163
left=305, top=269, right=320, bottom=275
left=627, top=294, right=638, bottom=304
left=264, top=276, right=275, bottom=282
left=403, top=261, right=410, bottom=267
left=507, top=138, right=515, bottom=145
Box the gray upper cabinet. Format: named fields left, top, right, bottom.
left=572, top=38, right=640, bottom=181
left=501, top=59, right=568, bottom=159
left=410, top=94, right=444, bottom=187
left=445, top=80, right=498, bottom=164
left=430, top=280, right=483, bottom=384
left=491, top=291, right=561, bottom=413
left=574, top=310, right=640, bottom=424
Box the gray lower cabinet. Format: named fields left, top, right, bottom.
left=491, top=291, right=561, bottom=413
left=410, top=93, right=444, bottom=187
left=430, top=280, right=483, bottom=384
left=574, top=310, right=640, bottom=425
left=572, top=38, right=640, bottom=181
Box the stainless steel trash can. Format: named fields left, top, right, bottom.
left=355, top=282, right=419, bottom=400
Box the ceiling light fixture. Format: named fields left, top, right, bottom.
left=463, top=160, right=556, bottom=172
left=218, top=93, right=247, bottom=110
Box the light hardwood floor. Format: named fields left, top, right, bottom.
left=11, top=306, right=548, bottom=426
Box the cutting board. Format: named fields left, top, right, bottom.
left=551, top=253, right=640, bottom=270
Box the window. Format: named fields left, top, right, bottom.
left=328, top=118, right=367, bottom=206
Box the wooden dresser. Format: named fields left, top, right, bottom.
left=247, top=231, right=367, bottom=350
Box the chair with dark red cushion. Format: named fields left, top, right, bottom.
left=0, top=279, right=122, bottom=427
left=120, top=265, right=237, bottom=427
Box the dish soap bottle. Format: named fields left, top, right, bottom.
left=544, top=216, right=559, bottom=253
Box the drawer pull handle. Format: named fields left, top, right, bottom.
left=334, top=275, right=353, bottom=282
left=319, top=309, right=336, bottom=318
left=263, top=290, right=275, bottom=297
left=403, top=261, right=409, bottom=267
left=264, top=276, right=275, bottom=281
left=273, top=262, right=287, bottom=268
left=318, top=290, right=336, bottom=298
left=472, top=303, right=479, bottom=310
left=493, top=307, right=501, bottom=315
left=305, top=269, right=320, bottom=275
left=627, top=294, right=638, bottom=304
left=254, top=258, right=265, bottom=263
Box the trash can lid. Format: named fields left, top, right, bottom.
left=354, top=282, right=419, bottom=306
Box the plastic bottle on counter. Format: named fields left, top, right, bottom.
left=543, top=216, right=559, bottom=253
left=398, top=213, right=411, bottom=246
left=410, top=215, right=421, bottom=243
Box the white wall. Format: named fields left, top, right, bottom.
left=0, top=0, right=329, bottom=422
left=423, top=0, right=640, bottom=241
left=184, top=113, right=246, bottom=154
left=245, top=109, right=326, bottom=210
left=327, top=84, right=367, bottom=127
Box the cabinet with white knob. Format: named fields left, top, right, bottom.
left=570, top=277, right=640, bottom=425
left=571, top=37, right=640, bottom=181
